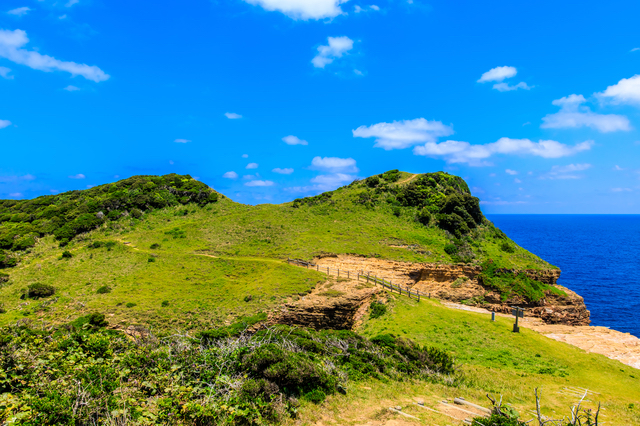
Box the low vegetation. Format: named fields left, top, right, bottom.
left=0, top=319, right=454, bottom=425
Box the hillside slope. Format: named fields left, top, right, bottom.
left=0, top=170, right=569, bottom=330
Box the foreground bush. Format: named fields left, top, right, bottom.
left=0, top=320, right=456, bottom=425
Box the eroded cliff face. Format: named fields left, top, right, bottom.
left=312, top=255, right=590, bottom=326
left=273, top=277, right=379, bottom=330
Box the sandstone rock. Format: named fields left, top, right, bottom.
left=313, top=255, right=590, bottom=326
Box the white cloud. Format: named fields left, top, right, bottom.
left=242, top=0, right=347, bottom=20
left=0, top=66, right=12, bottom=79
left=286, top=173, right=355, bottom=193
left=352, top=118, right=454, bottom=150
left=492, top=81, right=532, bottom=92
left=63, top=85, right=80, bottom=91
left=413, top=137, right=593, bottom=166
left=169, top=160, right=174, bottom=165
left=612, top=187, right=632, bottom=192
left=541, top=163, right=592, bottom=180
left=311, top=156, right=358, bottom=172
left=0, top=29, right=109, bottom=82
left=480, top=200, right=527, bottom=205
left=0, top=174, right=35, bottom=183
left=478, top=66, right=517, bottom=83
left=58, top=14, right=67, bottom=19
left=245, top=180, right=274, bottom=187
left=505, top=169, right=518, bottom=175
left=614, top=165, right=624, bottom=171
left=0, top=119, right=11, bottom=129
left=514, top=178, right=522, bottom=183
left=354, top=4, right=379, bottom=12
left=225, top=112, right=242, bottom=119
left=174, top=138, right=191, bottom=143
left=312, top=36, right=353, bottom=69
left=243, top=174, right=258, bottom=180
left=541, top=94, right=631, bottom=133
left=7, top=7, right=30, bottom=16
left=631, top=48, right=640, bottom=52
left=272, top=167, right=294, bottom=174
left=69, top=173, right=85, bottom=179
left=223, top=171, right=238, bottom=179
left=282, top=135, right=308, bottom=145
left=66, top=0, right=79, bottom=7
left=9, top=192, right=23, bottom=197
left=596, top=75, right=640, bottom=106
left=242, top=154, right=249, bottom=158
left=246, top=163, right=258, bottom=169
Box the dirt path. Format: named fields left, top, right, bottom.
left=397, top=173, right=419, bottom=185
left=443, top=302, right=640, bottom=370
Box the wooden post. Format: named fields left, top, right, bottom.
left=347, top=271, right=349, bottom=279
left=316, top=264, right=318, bottom=271
left=338, top=269, right=340, bottom=277
left=327, top=267, right=329, bottom=274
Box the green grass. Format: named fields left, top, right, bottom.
left=359, top=295, right=640, bottom=424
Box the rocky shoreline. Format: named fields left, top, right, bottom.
left=312, top=254, right=591, bottom=326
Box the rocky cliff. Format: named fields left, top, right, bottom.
left=312, top=255, right=590, bottom=326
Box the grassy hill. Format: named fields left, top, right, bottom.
left=1, top=171, right=552, bottom=330
left=1, top=171, right=638, bottom=425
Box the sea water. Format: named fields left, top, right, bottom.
left=486, top=215, right=640, bottom=338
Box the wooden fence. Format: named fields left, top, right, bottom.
left=286, top=258, right=428, bottom=302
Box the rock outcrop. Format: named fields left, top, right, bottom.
left=312, top=255, right=590, bottom=326
left=273, top=277, right=379, bottom=330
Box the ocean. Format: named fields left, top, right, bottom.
left=486, top=215, right=640, bottom=338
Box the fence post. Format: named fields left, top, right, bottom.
left=347, top=271, right=349, bottom=279
left=338, top=269, right=340, bottom=278
left=327, top=267, right=329, bottom=275
left=418, top=292, right=420, bottom=302
left=317, top=265, right=319, bottom=271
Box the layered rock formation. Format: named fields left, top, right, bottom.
left=273, top=277, right=379, bottom=330
left=312, top=255, right=590, bottom=326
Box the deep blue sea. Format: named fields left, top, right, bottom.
left=486, top=215, right=640, bottom=338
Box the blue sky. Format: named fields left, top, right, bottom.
left=1, top=0, right=640, bottom=213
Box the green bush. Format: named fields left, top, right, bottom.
left=0, top=272, right=9, bottom=284
left=27, top=283, right=55, bottom=299
left=161, top=300, right=170, bottom=307
left=130, top=208, right=143, bottom=219
left=96, top=285, right=111, bottom=294
left=148, top=257, right=156, bottom=263
left=61, top=250, right=73, bottom=259
left=365, top=176, right=380, bottom=188
left=479, top=260, right=564, bottom=302
left=150, top=243, right=160, bottom=249
left=0, top=303, right=5, bottom=314
left=444, top=244, right=458, bottom=255
left=500, top=241, right=515, bottom=253
left=126, top=302, right=136, bottom=308
left=369, top=301, right=387, bottom=319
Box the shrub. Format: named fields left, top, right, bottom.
left=87, top=312, right=108, bottom=328
left=89, top=241, right=104, bottom=249
left=150, top=243, right=160, bottom=249
left=96, top=285, right=111, bottom=294
left=369, top=301, right=387, bottom=319
left=500, top=241, right=515, bottom=253
left=0, top=303, right=5, bottom=314
left=244, top=295, right=253, bottom=302
left=61, top=250, right=73, bottom=259
left=381, top=169, right=401, bottom=182
left=416, top=208, right=431, bottom=225
left=444, top=244, right=458, bottom=255
left=365, top=176, right=380, bottom=188
left=27, top=283, right=55, bottom=299
left=392, top=206, right=402, bottom=217
left=130, top=208, right=143, bottom=219
left=148, top=257, right=155, bottom=263
left=0, top=272, right=9, bottom=284
left=126, top=302, right=136, bottom=308
left=161, top=300, right=170, bottom=307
